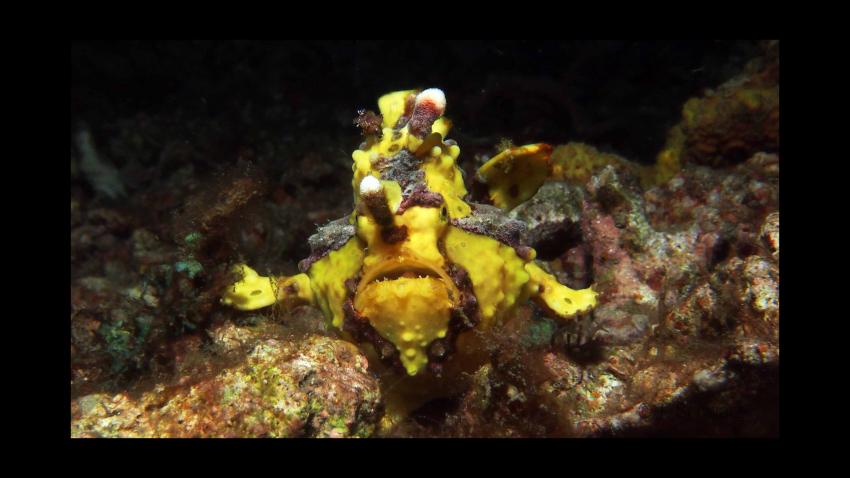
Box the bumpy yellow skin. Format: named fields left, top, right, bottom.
left=222, top=89, right=597, bottom=376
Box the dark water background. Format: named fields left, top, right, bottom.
left=71, top=40, right=760, bottom=165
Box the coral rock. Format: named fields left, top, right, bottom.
left=71, top=334, right=381, bottom=438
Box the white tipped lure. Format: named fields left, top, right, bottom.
left=415, top=88, right=446, bottom=116
left=409, top=88, right=447, bottom=137
left=360, top=175, right=396, bottom=226
left=359, top=175, right=383, bottom=197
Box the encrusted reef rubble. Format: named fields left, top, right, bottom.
left=651, top=41, right=779, bottom=183
left=72, top=320, right=382, bottom=438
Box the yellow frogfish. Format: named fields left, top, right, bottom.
left=222, top=88, right=597, bottom=377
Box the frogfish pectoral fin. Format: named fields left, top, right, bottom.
left=524, top=262, right=597, bottom=319
left=476, top=143, right=553, bottom=211
left=221, top=264, right=314, bottom=311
